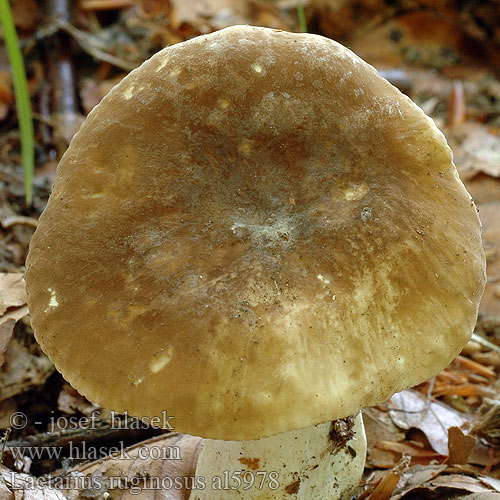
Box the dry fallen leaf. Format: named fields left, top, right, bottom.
left=0, top=465, right=66, bottom=500
left=375, top=440, right=445, bottom=462
left=0, top=274, right=27, bottom=316
left=64, top=433, right=202, bottom=499
left=369, top=471, right=401, bottom=500
left=472, top=351, right=500, bottom=369
left=429, top=474, right=498, bottom=494
left=80, top=0, right=134, bottom=10
left=0, top=480, right=12, bottom=500
left=390, top=465, right=447, bottom=500
left=10, top=0, right=40, bottom=31
left=391, top=472, right=500, bottom=500
left=364, top=407, right=406, bottom=468
left=367, top=456, right=411, bottom=500
left=447, top=426, right=476, bottom=465
left=57, top=384, right=98, bottom=416
left=169, top=0, right=248, bottom=30
left=0, top=320, right=15, bottom=367
left=447, top=123, right=500, bottom=180
left=79, top=77, right=121, bottom=115
left=454, top=494, right=500, bottom=500
left=389, top=390, right=468, bottom=456
left=480, top=476, right=500, bottom=494
left=0, top=273, right=54, bottom=399
left=464, top=174, right=500, bottom=205
left=476, top=202, right=500, bottom=321
left=0, top=70, right=13, bottom=122
left=0, top=398, right=17, bottom=429
left=0, top=274, right=30, bottom=367
left=0, top=336, right=54, bottom=402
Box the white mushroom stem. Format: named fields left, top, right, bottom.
left=191, top=412, right=366, bottom=500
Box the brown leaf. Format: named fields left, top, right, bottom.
left=447, top=427, right=476, bottom=465
left=367, top=456, right=411, bottom=500
left=369, top=472, right=400, bottom=500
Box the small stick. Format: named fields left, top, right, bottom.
left=448, top=80, right=466, bottom=128
left=471, top=333, right=500, bottom=354
left=456, top=355, right=497, bottom=379
left=1, top=215, right=38, bottom=228
left=0, top=428, right=11, bottom=463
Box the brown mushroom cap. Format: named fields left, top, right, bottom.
left=26, top=25, right=486, bottom=440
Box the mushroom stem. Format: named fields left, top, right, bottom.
left=192, top=412, right=366, bottom=499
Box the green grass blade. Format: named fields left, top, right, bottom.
left=297, top=0, right=307, bottom=33
left=0, top=0, right=34, bottom=205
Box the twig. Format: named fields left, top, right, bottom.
left=472, top=333, right=500, bottom=354
left=55, top=19, right=138, bottom=71
left=0, top=428, right=11, bottom=464
left=424, top=376, right=445, bottom=430
left=448, top=80, right=466, bottom=128
left=45, top=0, right=83, bottom=151
left=456, top=355, right=497, bottom=379
left=81, top=0, right=134, bottom=10
left=1, top=215, right=39, bottom=228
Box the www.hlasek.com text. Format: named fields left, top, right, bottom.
left=8, top=441, right=181, bottom=462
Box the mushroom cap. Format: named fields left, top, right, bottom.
left=26, top=26, right=486, bottom=441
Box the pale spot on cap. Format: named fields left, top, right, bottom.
left=150, top=346, right=174, bottom=373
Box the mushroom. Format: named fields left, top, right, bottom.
left=26, top=26, right=486, bottom=499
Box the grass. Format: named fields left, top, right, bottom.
left=297, top=0, right=307, bottom=33
left=0, top=0, right=34, bottom=205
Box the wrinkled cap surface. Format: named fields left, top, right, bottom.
left=26, top=25, right=486, bottom=440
